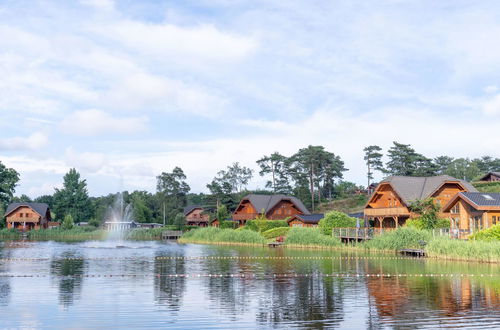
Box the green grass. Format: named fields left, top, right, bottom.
left=262, top=227, right=290, bottom=239
left=427, top=237, right=500, bottom=262
left=285, top=227, right=342, bottom=247
left=28, top=227, right=106, bottom=240
left=0, top=228, right=21, bottom=239
left=364, top=227, right=432, bottom=251
left=179, top=227, right=266, bottom=245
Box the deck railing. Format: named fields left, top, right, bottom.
left=332, top=227, right=474, bottom=240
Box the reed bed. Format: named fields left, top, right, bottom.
left=363, top=227, right=432, bottom=251
left=28, top=228, right=106, bottom=240
left=126, top=228, right=167, bottom=240
left=179, top=227, right=266, bottom=245
left=0, top=228, right=21, bottom=239
left=262, top=227, right=290, bottom=239
left=285, top=227, right=342, bottom=247
left=426, top=237, right=500, bottom=263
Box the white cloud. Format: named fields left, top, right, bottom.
left=484, top=85, right=498, bottom=94
left=482, top=94, right=500, bottom=116
left=64, top=147, right=108, bottom=173
left=80, top=0, right=114, bottom=10
left=0, top=132, right=49, bottom=151
left=60, top=110, right=149, bottom=136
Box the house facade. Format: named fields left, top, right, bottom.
left=5, top=202, right=52, bottom=231
left=364, top=175, right=477, bottom=228
left=479, top=172, right=500, bottom=182
left=287, top=214, right=324, bottom=227
left=442, top=192, right=500, bottom=233
left=184, top=206, right=210, bottom=227
left=232, top=194, right=310, bottom=227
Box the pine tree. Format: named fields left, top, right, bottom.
left=363, top=145, right=384, bottom=190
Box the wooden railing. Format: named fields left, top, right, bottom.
left=332, top=227, right=474, bottom=240
left=232, top=213, right=260, bottom=221
left=6, top=217, right=40, bottom=222
left=162, top=231, right=183, bottom=239
left=364, top=207, right=409, bottom=217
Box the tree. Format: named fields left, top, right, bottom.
left=0, top=161, right=20, bottom=206
left=173, top=213, right=186, bottom=229
left=363, top=145, right=384, bottom=190
left=434, top=156, right=454, bottom=174
left=385, top=142, right=437, bottom=177
left=215, top=162, right=253, bottom=193
left=156, top=167, right=190, bottom=224
left=12, top=194, right=32, bottom=203
left=408, top=198, right=440, bottom=229
left=256, top=152, right=291, bottom=193
left=318, top=211, right=358, bottom=235
left=53, top=168, right=93, bottom=223
left=444, top=158, right=481, bottom=181
left=474, top=156, right=500, bottom=173
left=61, top=214, right=74, bottom=230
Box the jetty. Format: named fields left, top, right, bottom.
left=162, top=230, right=183, bottom=240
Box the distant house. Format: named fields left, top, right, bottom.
left=443, top=192, right=500, bottom=233
left=137, top=223, right=163, bottom=229
left=287, top=214, right=324, bottom=227
left=232, top=194, right=310, bottom=227
left=4, top=202, right=51, bottom=231
left=184, top=205, right=210, bottom=227
left=364, top=175, right=477, bottom=228
left=104, top=221, right=138, bottom=230
left=478, top=172, right=500, bottom=182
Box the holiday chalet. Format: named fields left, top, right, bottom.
left=5, top=202, right=52, bottom=231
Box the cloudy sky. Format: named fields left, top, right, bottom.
left=2, top=0, right=500, bottom=197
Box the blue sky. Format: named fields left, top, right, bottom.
left=2, top=0, right=500, bottom=197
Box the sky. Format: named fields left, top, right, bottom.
left=2, top=0, right=500, bottom=198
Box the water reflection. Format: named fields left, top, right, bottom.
left=0, top=246, right=10, bottom=306
left=154, top=250, right=186, bottom=311
left=50, top=251, right=86, bottom=307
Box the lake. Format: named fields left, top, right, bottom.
left=1, top=240, right=499, bottom=329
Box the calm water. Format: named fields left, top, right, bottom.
left=1, top=240, right=500, bottom=329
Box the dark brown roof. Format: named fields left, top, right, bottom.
left=479, top=172, right=500, bottom=181
left=241, top=194, right=310, bottom=215
left=374, top=175, right=477, bottom=205
left=183, top=205, right=203, bottom=216
left=5, top=203, right=50, bottom=217
left=288, top=213, right=323, bottom=224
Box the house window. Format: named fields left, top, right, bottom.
left=20, top=213, right=24, bottom=218
left=493, top=216, right=497, bottom=226
left=451, top=204, right=460, bottom=214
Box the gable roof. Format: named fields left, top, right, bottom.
left=183, top=205, right=203, bottom=216
left=5, top=203, right=50, bottom=217
left=443, top=192, right=500, bottom=211
left=288, top=213, right=323, bottom=224
left=479, top=172, right=500, bottom=181
left=370, top=175, right=477, bottom=206
left=240, top=194, right=310, bottom=215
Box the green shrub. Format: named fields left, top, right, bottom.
left=470, top=224, right=500, bottom=241
left=245, top=220, right=288, bottom=232
left=62, top=214, right=74, bottom=230
left=435, top=218, right=450, bottom=229
left=262, top=227, right=290, bottom=239
left=318, top=211, right=357, bottom=235
left=365, top=227, right=432, bottom=251
left=285, top=227, right=342, bottom=247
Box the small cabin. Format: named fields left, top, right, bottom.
left=478, top=172, right=500, bottom=182
left=184, top=206, right=210, bottom=227
left=232, top=194, right=310, bottom=227
left=5, top=202, right=51, bottom=231
left=287, top=214, right=324, bottom=227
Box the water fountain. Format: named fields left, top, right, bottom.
left=104, top=192, right=136, bottom=240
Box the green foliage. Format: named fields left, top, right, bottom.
left=256, top=152, right=291, bottom=193
left=53, top=168, right=93, bottom=223
left=285, top=227, right=342, bottom=247
left=473, top=181, right=500, bottom=193
left=444, top=158, right=481, bottom=181
left=245, top=219, right=288, bottom=232
left=365, top=227, right=432, bottom=251
left=385, top=141, right=437, bottom=177
left=0, top=228, right=21, bottom=239
left=156, top=167, right=190, bottom=222
left=470, top=224, right=500, bottom=241
left=318, top=211, right=357, bottom=235
left=261, top=227, right=290, bottom=239
left=61, top=214, right=74, bottom=230
left=0, top=161, right=20, bottom=206
left=408, top=198, right=440, bottom=229
left=427, top=237, right=500, bottom=262
left=126, top=228, right=167, bottom=240
left=180, top=227, right=266, bottom=244
left=435, top=218, right=451, bottom=228
left=364, top=145, right=384, bottom=186
left=28, top=227, right=106, bottom=241
left=173, top=213, right=186, bottom=229
left=88, top=218, right=100, bottom=227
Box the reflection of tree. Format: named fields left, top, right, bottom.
left=50, top=252, right=86, bottom=307
left=154, top=252, right=186, bottom=311
left=0, top=248, right=10, bottom=306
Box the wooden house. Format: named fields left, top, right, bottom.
left=478, top=172, right=500, bottom=182
left=232, top=194, right=310, bottom=227
left=287, top=214, right=324, bottom=227
left=5, top=202, right=51, bottom=231
left=364, top=175, right=477, bottom=228
left=442, top=192, right=500, bottom=233
left=184, top=205, right=210, bottom=227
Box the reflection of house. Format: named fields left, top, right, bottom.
left=104, top=221, right=138, bottom=230
left=138, top=223, right=163, bottom=229
left=183, top=206, right=209, bottom=227
left=288, top=214, right=324, bottom=227
left=5, top=202, right=52, bottom=231
left=364, top=175, right=477, bottom=228
left=232, top=194, right=310, bottom=227
left=443, top=192, right=500, bottom=232
left=478, top=172, right=500, bottom=182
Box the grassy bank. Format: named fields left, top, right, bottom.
left=0, top=228, right=21, bottom=239
left=28, top=228, right=107, bottom=240
left=426, top=237, right=500, bottom=263
left=179, top=227, right=267, bottom=245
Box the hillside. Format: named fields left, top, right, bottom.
left=472, top=181, right=500, bottom=193
left=317, top=194, right=368, bottom=214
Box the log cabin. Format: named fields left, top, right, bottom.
left=364, top=175, right=477, bottom=229
left=442, top=192, right=500, bottom=234
left=184, top=205, right=210, bottom=227
left=5, top=202, right=51, bottom=231
left=478, top=172, right=500, bottom=182
left=232, top=194, right=310, bottom=227
left=287, top=214, right=324, bottom=227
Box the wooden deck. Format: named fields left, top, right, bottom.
left=399, top=249, right=426, bottom=257
left=162, top=230, right=183, bottom=240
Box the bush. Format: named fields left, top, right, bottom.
left=262, top=227, right=290, bottom=239
left=435, top=218, right=450, bottom=229
left=285, top=227, right=342, bottom=247
left=406, top=217, right=450, bottom=230
left=62, top=214, right=74, bottom=230
left=470, top=224, right=500, bottom=241
left=245, top=220, right=288, bottom=232
left=318, top=211, right=357, bottom=235
left=365, top=227, right=432, bottom=251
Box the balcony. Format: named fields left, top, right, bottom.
left=7, top=217, right=40, bottom=223
left=232, top=213, right=260, bottom=221
left=364, top=207, right=410, bottom=217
